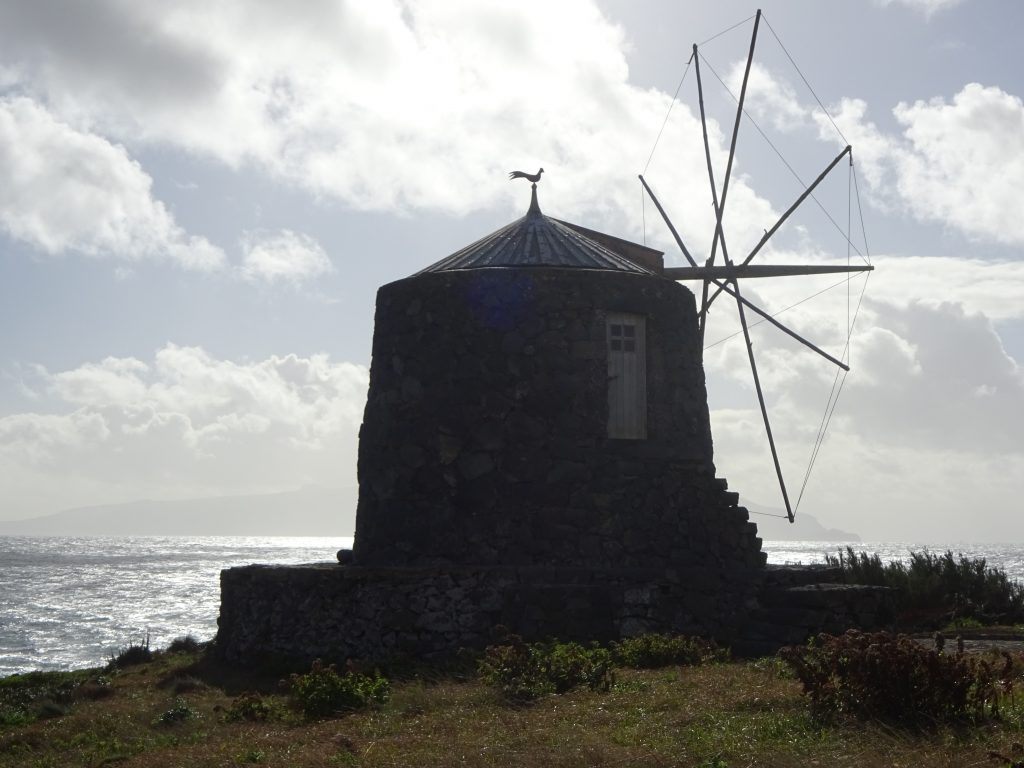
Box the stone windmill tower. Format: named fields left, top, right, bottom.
left=350, top=182, right=767, bottom=641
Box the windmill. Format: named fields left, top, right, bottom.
left=638, top=9, right=873, bottom=523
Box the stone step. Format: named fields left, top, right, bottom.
left=762, top=563, right=845, bottom=588
left=736, top=581, right=896, bottom=655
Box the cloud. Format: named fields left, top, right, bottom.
left=240, top=230, right=333, bottom=286
left=0, top=345, right=369, bottom=516
left=0, top=97, right=225, bottom=270
left=0, top=0, right=785, bottom=257
left=892, top=85, right=1024, bottom=245
left=727, top=61, right=808, bottom=132
left=874, top=0, right=966, bottom=17
left=821, top=84, right=1024, bottom=246
left=704, top=59, right=1024, bottom=250
left=707, top=297, right=1024, bottom=541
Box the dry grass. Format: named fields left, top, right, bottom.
left=1, top=649, right=1022, bottom=768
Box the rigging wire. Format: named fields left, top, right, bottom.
left=853, top=161, right=872, bottom=261
left=794, top=157, right=873, bottom=510
left=795, top=271, right=871, bottom=510
left=748, top=509, right=791, bottom=520
left=703, top=273, right=866, bottom=351
left=641, top=13, right=755, bottom=177
left=642, top=58, right=693, bottom=176
left=698, top=13, right=757, bottom=47
left=761, top=14, right=850, bottom=146
left=697, top=54, right=870, bottom=265
left=641, top=182, right=647, bottom=246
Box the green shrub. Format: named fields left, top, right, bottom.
left=826, top=547, right=1024, bottom=627
left=108, top=634, right=152, bottom=669
left=611, top=633, right=728, bottom=668
left=166, top=634, right=203, bottom=654
left=156, top=697, right=198, bottom=726
left=0, top=669, right=95, bottom=725
left=0, top=704, right=31, bottom=726
left=477, top=635, right=614, bottom=702
left=287, top=660, right=389, bottom=718
left=944, top=616, right=985, bottom=632
left=780, top=630, right=1020, bottom=725
left=223, top=693, right=282, bottom=723
left=76, top=675, right=114, bottom=701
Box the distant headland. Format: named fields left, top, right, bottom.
left=0, top=487, right=856, bottom=541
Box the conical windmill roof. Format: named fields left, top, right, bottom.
left=418, top=187, right=655, bottom=275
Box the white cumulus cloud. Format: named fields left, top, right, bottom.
left=0, top=97, right=225, bottom=270
left=0, top=0, right=785, bottom=258
left=240, top=230, right=333, bottom=286
left=821, top=84, right=1024, bottom=246
left=875, top=0, right=966, bottom=17
left=0, top=345, right=369, bottom=516
left=706, top=296, right=1024, bottom=541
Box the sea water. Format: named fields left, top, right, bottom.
left=1, top=536, right=1022, bottom=677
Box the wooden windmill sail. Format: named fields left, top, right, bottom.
left=639, top=9, right=873, bottom=523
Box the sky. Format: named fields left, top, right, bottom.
left=0, top=0, right=1022, bottom=542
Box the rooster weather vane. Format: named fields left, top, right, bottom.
left=639, top=9, right=873, bottom=523
left=509, top=167, right=544, bottom=184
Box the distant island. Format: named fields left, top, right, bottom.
left=0, top=487, right=857, bottom=541
left=744, top=500, right=861, bottom=542
left=0, top=486, right=357, bottom=537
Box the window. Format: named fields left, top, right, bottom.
left=606, top=313, right=647, bottom=439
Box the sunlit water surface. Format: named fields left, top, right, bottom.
left=1, top=536, right=1021, bottom=676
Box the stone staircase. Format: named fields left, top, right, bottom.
left=734, top=563, right=895, bottom=657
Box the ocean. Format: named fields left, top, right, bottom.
left=2, top=536, right=1022, bottom=678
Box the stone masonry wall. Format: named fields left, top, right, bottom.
left=218, top=559, right=765, bottom=664
left=216, top=561, right=895, bottom=664
left=355, top=267, right=762, bottom=574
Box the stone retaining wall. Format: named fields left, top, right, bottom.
left=216, top=559, right=765, bottom=664
left=216, top=561, right=894, bottom=663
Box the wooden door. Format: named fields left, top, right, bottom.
left=606, top=312, right=647, bottom=439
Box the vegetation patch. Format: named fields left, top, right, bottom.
left=477, top=635, right=614, bottom=702
left=781, top=629, right=1024, bottom=726
left=155, top=696, right=199, bottom=726
left=222, top=692, right=283, bottom=723
left=286, top=659, right=390, bottom=718
left=4, top=646, right=1024, bottom=767
left=611, top=633, right=727, bottom=668
left=827, top=547, right=1024, bottom=627
left=0, top=668, right=101, bottom=726
left=166, top=634, right=204, bottom=654
left=107, top=634, right=153, bottom=670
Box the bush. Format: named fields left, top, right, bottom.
left=0, top=669, right=97, bottom=725
left=223, top=693, right=282, bottom=723
left=780, top=630, right=1020, bottom=725
left=477, top=635, right=614, bottom=702
left=156, top=697, right=198, bottom=725
left=166, top=634, right=203, bottom=654
left=611, top=634, right=728, bottom=668
left=826, top=547, right=1024, bottom=627
left=108, top=634, right=152, bottom=669
left=287, top=660, right=389, bottom=718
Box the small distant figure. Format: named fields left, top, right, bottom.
left=508, top=167, right=544, bottom=183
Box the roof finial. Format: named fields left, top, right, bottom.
left=527, top=183, right=541, bottom=215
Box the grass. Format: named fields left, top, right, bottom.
left=2, top=643, right=1023, bottom=767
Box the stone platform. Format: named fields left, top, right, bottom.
left=216, top=562, right=764, bottom=663
left=215, top=561, right=894, bottom=663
